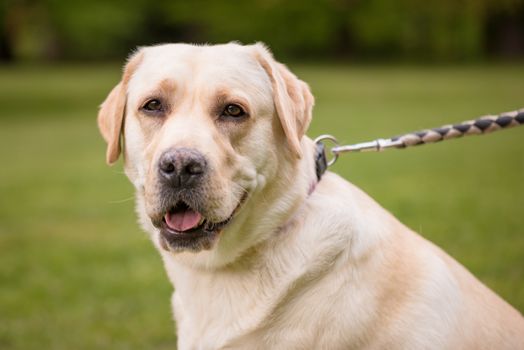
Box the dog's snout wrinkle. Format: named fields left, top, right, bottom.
left=158, top=148, right=208, bottom=188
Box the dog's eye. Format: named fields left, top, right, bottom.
left=222, top=104, right=246, bottom=118
left=142, top=99, right=163, bottom=112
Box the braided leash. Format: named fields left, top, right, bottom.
left=314, top=108, right=524, bottom=172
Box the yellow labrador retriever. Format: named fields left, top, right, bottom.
left=98, top=43, right=524, bottom=349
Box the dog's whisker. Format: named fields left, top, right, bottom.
left=108, top=196, right=135, bottom=204
left=109, top=169, right=128, bottom=175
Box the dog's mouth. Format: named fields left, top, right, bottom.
left=162, top=201, right=232, bottom=234
left=157, top=194, right=247, bottom=252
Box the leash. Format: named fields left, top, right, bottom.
left=314, top=108, right=524, bottom=180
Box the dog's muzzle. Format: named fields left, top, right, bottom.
left=150, top=147, right=245, bottom=252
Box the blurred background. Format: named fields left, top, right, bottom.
left=1, top=0, right=523, bottom=349
left=2, top=0, right=524, bottom=62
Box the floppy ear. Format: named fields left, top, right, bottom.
left=97, top=51, right=143, bottom=165
left=98, top=82, right=126, bottom=165
left=253, top=43, right=314, bottom=158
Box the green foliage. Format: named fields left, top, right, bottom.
left=348, top=0, right=486, bottom=60
left=45, top=0, right=150, bottom=59
left=3, top=0, right=523, bottom=61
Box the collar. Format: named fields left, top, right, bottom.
left=314, top=141, right=328, bottom=181
left=308, top=141, right=328, bottom=195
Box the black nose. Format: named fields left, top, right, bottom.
left=158, top=148, right=207, bottom=188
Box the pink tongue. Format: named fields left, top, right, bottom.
left=165, top=209, right=202, bottom=232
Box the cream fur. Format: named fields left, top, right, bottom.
left=98, top=42, right=524, bottom=349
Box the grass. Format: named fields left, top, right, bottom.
left=1, top=62, right=523, bottom=348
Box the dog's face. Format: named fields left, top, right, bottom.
left=98, top=43, right=313, bottom=265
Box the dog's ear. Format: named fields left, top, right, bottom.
left=253, top=43, right=314, bottom=158
left=97, top=51, right=143, bottom=165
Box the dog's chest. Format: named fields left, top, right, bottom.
left=168, top=248, right=338, bottom=349
left=169, top=259, right=363, bottom=350
left=172, top=274, right=283, bottom=349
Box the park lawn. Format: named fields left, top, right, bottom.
left=0, top=63, right=523, bottom=349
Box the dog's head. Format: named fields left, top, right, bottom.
left=98, top=43, right=314, bottom=266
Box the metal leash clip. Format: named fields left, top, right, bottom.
left=331, top=138, right=404, bottom=154
left=314, top=135, right=340, bottom=168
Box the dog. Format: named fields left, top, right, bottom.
left=97, top=42, right=524, bottom=349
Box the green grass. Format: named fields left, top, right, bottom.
left=1, top=63, right=523, bottom=348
